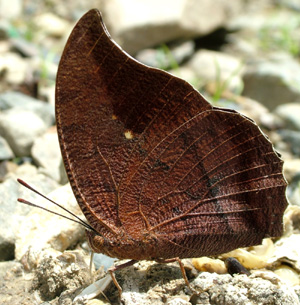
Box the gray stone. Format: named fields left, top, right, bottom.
left=0, top=249, right=90, bottom=305
left=107, top=260, right=300, bottom=305
left=0, top=109, right=47, bottom=156
left=0, top=91, right=55, bottom=126
left=278, top=129, right=300, bottom=156
left=278, top=0, right=300, bottom=11
left=274, top=103, right=300, bottom=131
left=10, top=37, right=39, bottom=58
left=0, top=165, right=59, bottom=261
left=283, top=158, right=300, bottom=182
left=31, top=128, right=62, bottom=182
left=186, top=49, right=244, bottom=93
left=33, top=249, right=90, bottom=300
left=192, top=271, right=299, bottom=305
left=0, top=91, right=55, bottom=157
left=0, top=52, right=28, bottom=85
left=59, top=158, right=69, bottom=185
left=135, top=40, right=195, bottom=69
left=242, top=56, right=300, bottom=110
left=104, top=0, right=243, bottom=54
left=0, top=135, right=14, bottom=160
left=287, top=173, right=300, bottom=206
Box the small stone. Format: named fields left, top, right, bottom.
left=0, top=135, right=14, bottom=160
left=0, top=52, right=28, bottom=85
left=186, top=50, right=244, bottom=93
left=274, top=265, right=300, bottom=286
left=278, top=129, right=300, bottom=156
left=243, top=56, right=300, bottom=109
left=15, top=183, right=85, bottom=261
left=33, top=12, right=70, bottom=37
left=0, top=161, right=18, bottom=182
left=33, top=249, right=91, bottom=300
left=0, top=91, right=55, bottom=126
left=86, top=299, right=111, bottom=305
left=225, top=257, right=250, bottom=276
left=0, top=168, right=59, bottom=261
left=274, top=103, right=300, bottom=131
left=10, top=37, right=39, bottom=58
left=31, top=127, right=62, bottom=182
left=165, top=298, right=191, bottom=305
left=283, top=158, right=300, bottom=182
left=0, top=109, right=47, bottom=156
left=193, top=271, right=300, bottom=304
left=104, top=0, right=243, bottom=54
left=221, top=238, right=275, bottom=269
left=192, top=257, right=227, bottom=274
left=135, top=40, right=195, bottom=69
left=0, top=0, right=22, bottom=19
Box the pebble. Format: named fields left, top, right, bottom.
left=104, top=0, right=244, bottom=54
left=274, top=103, right=300, bottom=131
left=0, top=166, right=59, bottom=261
left=0, top=91, right=55, bottom=126
left=0, top=109, right=48, bottom=156
left=0, top=0, right=22, bottom=19
left=31, top=127, right=62, bottom=182
left=14, top=183, right=85, bottom=261
left=274, top=265, right=300, bottom=286
left=135, top=40, right=195, bottom=69
left=0, top=161, right=18, bottom=182
left=192, top=257, right=227, bottom=274
left=15, top=185, right=84, bottom=259
left=0, top=135, right=14, bottom=160
left=0, top=52, right=28, bottom=85
left=33, top=12, right=71, bottom=37
left=242, top=56, right=300, bottom=109
left=193, top=271, right=300, bottom=305
left=278, top=129, right=300, bottom=156
left=186, top=49, right=244, bottom=93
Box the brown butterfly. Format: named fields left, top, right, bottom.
left=19, top=9, right=288, bottom=294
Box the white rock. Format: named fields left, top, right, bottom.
left=15, top=183, right=85, bottom=261
left=186, top=49, right=244, bottom=92
left=33, top=12, right=70, bottom=37
left=0, top=168, right=59, bottom=261
left=104, top=0, right=243, bottom=54
left=0, top=109, right=47, bottom=156
left=0, top=52, right=28, bottom=85
left=0, top=0, right=22, bottom=19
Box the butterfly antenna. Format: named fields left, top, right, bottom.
left=17, top=178, right=98, bottom=233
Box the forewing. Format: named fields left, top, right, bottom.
left=55, top=9, right=211, bottom=239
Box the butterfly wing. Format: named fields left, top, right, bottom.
left=56, top=9, right=288, bottom=258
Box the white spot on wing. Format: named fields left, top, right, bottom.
left=124, top=130, right=133, bottom=139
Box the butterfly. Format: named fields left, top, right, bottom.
left=20, top=8, right=288, bottom=295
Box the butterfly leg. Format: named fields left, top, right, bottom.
left=155, top=257, right=197, bottom=294
left=108, top=259, right=138, bottom=298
